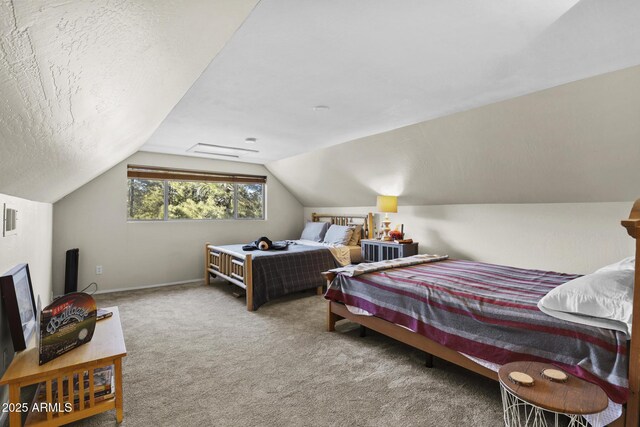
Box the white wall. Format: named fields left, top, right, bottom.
left=0, top=193, right=53, bottom=307
left=52, top=152, right=303, bottom=295
left=305, top=202, right=635, bottom=274
left=0, top=193, right=52, bottom=412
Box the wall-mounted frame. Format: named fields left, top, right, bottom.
left=0, top=264, right=37, bottom=351
left=3, top=203, right=18, bottom=237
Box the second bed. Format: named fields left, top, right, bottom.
left=205, top=213, right=374, bottom=311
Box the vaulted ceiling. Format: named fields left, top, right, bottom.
left=1, top=0, right=640, bottom=204
left=143, top=0, right=640, bottom=164
left=267, top=65, right=640, bottom=207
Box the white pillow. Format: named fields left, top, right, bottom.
left=538, top=267, right=634, bottom=337
left=323, top=225, right=354, bottom=245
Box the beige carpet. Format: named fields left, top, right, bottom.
left=74, top=281, right=503, bottom=426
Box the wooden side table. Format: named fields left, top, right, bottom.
left=360, top=239, right=418, bottom=263
left=498, top=361, right=608, bottom=427
left=0, top=306, right=127, bottom=426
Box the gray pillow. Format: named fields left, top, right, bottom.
left=300, top=221, right=330, bottom=242
left=323, top=225, right=355, bottom=245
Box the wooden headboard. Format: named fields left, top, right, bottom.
left=311, top=213, right=374, bottom=240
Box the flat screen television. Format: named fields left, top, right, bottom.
left=0, top=264, right=37, bottom=351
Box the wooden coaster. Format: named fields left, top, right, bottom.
left=508, top=371, right=535, bottom=386
left=541, top=368, right=568, bottom=383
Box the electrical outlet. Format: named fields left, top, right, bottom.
left=96, top=265, right=103, bottom=275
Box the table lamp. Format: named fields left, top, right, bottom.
left=376, top=195, right=397, bottom=241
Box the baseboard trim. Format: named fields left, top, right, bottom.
left=52, top=279, right=204, bottom=298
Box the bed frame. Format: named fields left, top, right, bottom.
left=325, top=200, right=640, bottom=427
left=205, top=213, right=374, bottom=311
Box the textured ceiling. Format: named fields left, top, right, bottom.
left=0, top=0, right=257, bottom=203
left=143, top=0, right=640, bottom=164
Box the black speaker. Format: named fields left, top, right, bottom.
left=64, top=248, right=79, bottom=294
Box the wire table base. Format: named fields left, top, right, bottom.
left=501, top=384, right=599, bottom=427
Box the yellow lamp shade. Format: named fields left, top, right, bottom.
left=376, top=195, right=397, bottom=213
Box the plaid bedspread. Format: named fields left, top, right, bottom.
left=325, top=259, right=629, bottom=403
left=217, top=244, right=338, bottom=310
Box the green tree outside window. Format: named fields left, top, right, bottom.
left=127, top=179, right=264, bottom=220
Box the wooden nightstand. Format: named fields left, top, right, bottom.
left=360, top=239, right=419, bottom=262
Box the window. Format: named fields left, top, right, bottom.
left=127, top=165, right=266, bottom=221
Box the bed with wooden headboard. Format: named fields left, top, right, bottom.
left=323, top=200, right=640, bottom=427
left=205, top=213, right=374, bottom=311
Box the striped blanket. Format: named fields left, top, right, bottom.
left=325, top=259, right=629, bottom=403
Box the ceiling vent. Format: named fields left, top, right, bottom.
left=187, top=143, right=259, bottom=158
